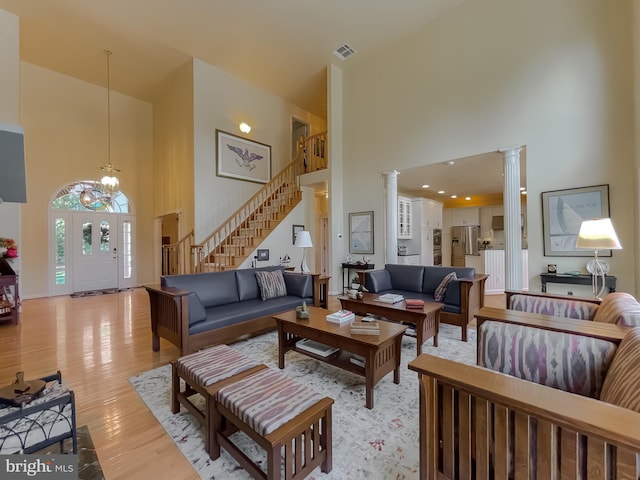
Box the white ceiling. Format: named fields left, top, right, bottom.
left=397, top=150, right=527, bottom=208
left=0, top=0, right=466, bottom=118
left=1, top=0, right=522, bottom=201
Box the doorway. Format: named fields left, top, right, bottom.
left=291, top=117, right=309, bottom=165
left=50, top=181, right=136, bottom=295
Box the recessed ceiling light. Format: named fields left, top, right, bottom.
left=451, top=195, right=457, bottom=199
left=421, top=184, right=429, bottom=189
left=438, top=190, right=445, bottom=194
left=446, top=161, right=455, bottom=166
left=465, top=196, right=471, bottom=201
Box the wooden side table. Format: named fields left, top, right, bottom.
left=0, top=275, right=19, bottom=326
left=312, top=274, right=331, bottom=308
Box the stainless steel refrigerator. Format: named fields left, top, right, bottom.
left=451, top=225, right=480, bottom=267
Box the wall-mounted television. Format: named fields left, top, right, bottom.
left=0, top=123, right=26, bottom=203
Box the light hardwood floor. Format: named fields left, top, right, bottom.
left=0, top=288, right=504, bottom=479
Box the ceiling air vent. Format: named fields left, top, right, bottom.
left=333, top=43, right=357, bottom=61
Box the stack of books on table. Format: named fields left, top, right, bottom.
left=326, top=309, right=355, bottom=324
left=376, top=293, right=404, bottom=304
left=350, top=318, right=380, bottom=335
left=404, top=298, right=425, bottom=309
left=349, top=354, right=365, bottom=368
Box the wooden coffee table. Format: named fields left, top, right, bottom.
left=338, top=293, right=443, bottom=355
left=273, top=307, right=407, bottom=409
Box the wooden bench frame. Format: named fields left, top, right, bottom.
left=171, top=361, right=267, bottom=457
left=214, top=394, right=333, bottom=480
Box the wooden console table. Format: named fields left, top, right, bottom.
left=341, top=263, right=375, bottom=293
left=0, top=275, right=19, bottom=325
left=540, top=273, right=616, bottom=293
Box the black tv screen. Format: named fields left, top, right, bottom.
left=0, top=124, right=26, bottom=203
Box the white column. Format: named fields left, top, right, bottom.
left=383, top=170, right=399, bottom=265
left=501, top=146, right=523, bottom=291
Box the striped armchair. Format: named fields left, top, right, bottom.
left=506, top=290, right=640, bottom=327
left=409, top=314, right=640, bottom=479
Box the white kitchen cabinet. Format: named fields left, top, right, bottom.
left=396, top=254, right=420, bottom=265
left=398, top=196, right=412, bottom=239
left=423, top=199, right=443, bottom=228
left=450, top=207, right=479, bottom=226
left=479, top=207, right=493, bottom=238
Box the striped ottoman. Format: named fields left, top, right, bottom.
left=171, top=344, right=266, bottom=457
left=214, top=368, right=333, bottom=480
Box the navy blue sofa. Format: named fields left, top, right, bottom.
left=145, top=266, right=314, bottom=355
left=361, top=264, right=488, bottom=341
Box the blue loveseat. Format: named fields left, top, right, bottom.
left=361, top=264, right=488, bottom=341
left=145, top=266, right=314, bottom=355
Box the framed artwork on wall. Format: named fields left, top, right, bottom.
left=541, top=184, right=611, bottom=257
left=349, top=211, right=374, bottom=254
left=257, top=249, right=269, bottom=261
left=216, top=129, right=271, bottom=184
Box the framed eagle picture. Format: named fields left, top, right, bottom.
left=216, top=129, right=271, bottom=184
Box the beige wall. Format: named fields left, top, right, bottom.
left=341, top=0, right=637, bottom=295
left=19, top=62, right=154, bottom=297
left=192, top=59, right=325, bottom=242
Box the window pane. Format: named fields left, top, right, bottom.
left=55, top=217, right=66, bottom=285
left=100, top=221, right=110, bottom=253
left=123, top=221, right=132, bottom=279
left=82, top=222, right=92, bottom=255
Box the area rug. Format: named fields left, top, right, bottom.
left=70, top=288, right=130, bottom=298
left=130, top=324, right=476, bottom=480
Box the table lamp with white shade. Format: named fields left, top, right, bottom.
left=575, top=218, right=622, bottom=298
left=294, top=230, right=313, bottom=273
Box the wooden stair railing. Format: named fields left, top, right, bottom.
left=183, top=132, right=328, bottom=274
left=302, top=131, right=327, bottom=172
left=191, top=158, right=305, bottom=272
left=162, top=230, right=194, bottom=275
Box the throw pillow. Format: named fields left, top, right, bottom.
left=599, top=327, right=640, bottom=412
left=255, top=270, right=287, bottom=301
left=434, top=272, right=457, bottom=302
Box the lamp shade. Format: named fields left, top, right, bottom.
left=294, top=230, right=313, bottom=248
left=575, top=218, right=622, bottom=250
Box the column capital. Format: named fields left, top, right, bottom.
left=499, top=145, right=523, bottom=156
left=382, top=170, right=400, bottom=178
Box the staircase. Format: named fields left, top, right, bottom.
left=162, top=132, right=327, bottom=275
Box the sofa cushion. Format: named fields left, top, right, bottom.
left=255, top=270, right=287, bottom=300
left=162, top=271, right=239, bottom=308
left=385, top=264, right=424, bottom=293
left=478, top=320, right=618, bottom=398
left=434, top=272, right=457, bottom=301
left=422, top=267, right=475, bottom=294
left=236, top=266, right=284, bottom=301
left=283, top=272, right=312, bottom=298
left=364, top=270, right=393, bottom=293
left=189, top=295, right=309, bottom=335
left=187, top=292, right=207, bottom=326
left=509, top=294, right=599, bottom=320
left=593, top=292, right=640, bottom=327
left=600, top=328, right=640, bottom=411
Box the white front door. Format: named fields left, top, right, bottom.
left=73, top=213, right=118, bottom=292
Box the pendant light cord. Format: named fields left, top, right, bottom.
left=105, top=49, right=112, bottom=167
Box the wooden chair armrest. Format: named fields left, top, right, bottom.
left=476, top=306, right=628, bottom=342
left=460, top=273, right=489, bottom=285
left=504, top=289, right=602, bottom=306
left=144, top=284, right=190, bottom=298
left=408, top=354, right=640, bottom=451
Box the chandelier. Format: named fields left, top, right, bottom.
left=100, top=50, right=120, bottom=197
left=81, top=50, right=121, bottom=210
